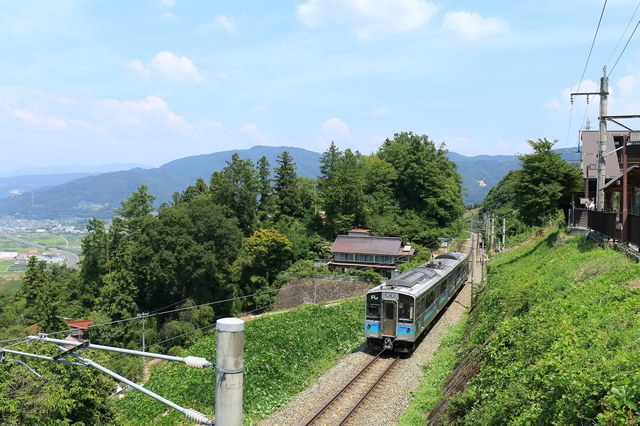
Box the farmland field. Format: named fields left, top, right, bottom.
left=0, top=231, right=84, bottom=280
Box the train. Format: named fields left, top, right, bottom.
left=365, top=251, right=469, bottom=353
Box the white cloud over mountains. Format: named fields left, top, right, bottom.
left=126, top=52, right=205, bottom=83
left=322, top=118, right=351, bottom=139
left=296, top=0, right=438, bottom=40
left=91, top=96, right=195, bottom=135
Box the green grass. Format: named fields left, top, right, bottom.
left=116, top=297, right=365, bottom=425
left=404, top=228, right=640, bottom=425
left=398, top=317, right=468, bottom=426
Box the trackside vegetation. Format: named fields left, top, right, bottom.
left=401, top=228, right=640, bottom=425
left=116, top=297, right=364, bottom=426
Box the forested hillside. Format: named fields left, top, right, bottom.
left=401, top=228, right=640, bottom=425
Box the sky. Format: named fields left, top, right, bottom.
left=3, top=0, right=640, bottom=173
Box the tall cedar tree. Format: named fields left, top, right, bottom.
left=273, top=151, right=301, bottom=218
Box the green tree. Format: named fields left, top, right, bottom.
left=143, top=197, right=243, bottom=308
left=231, top=228, right=294, bottom=311
left=21, top=257, right=68, bottom=333
left=208, top=153, right=259, bottom=233
left=273, top=151, right=301, bottom=218
left=514, top=138, right=583, bottom=226
left=113, top=184, right=156, bottom=222
left=0, top=345, right=120, bottom=425
left=377, top=132, right=465, bottom=244
left=257, top=155, right=273, bottom=212
left=171, top=177, right=208, bottom=206
left=79, top=218, right=109, bottom=307
left=244, top=228, right=294, bottom=282
left=481, top=169, right=520, bottom=214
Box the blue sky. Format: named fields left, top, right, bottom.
left=2, top=0, right=640, bottom=173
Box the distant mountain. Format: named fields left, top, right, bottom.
left=0, top=146, right=581, bottom=220
left=0, top=146, right=322, bottom=220
left=0, top=163, right=153, bottom=199
left=0, top=163, right=152, bottom=178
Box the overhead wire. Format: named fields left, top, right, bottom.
left=609, top=18, right=640, bottom=77
left=0, top=278, right=358, bottom=399
left=605, top=1, right=640, bottom=71
left=566, top=0, right=608, bottom=149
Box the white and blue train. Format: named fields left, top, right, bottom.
left=365, top=251, right=469, bottom=353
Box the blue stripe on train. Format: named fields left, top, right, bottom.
left=397, top=325, right=413, bottom=335
left=423, top=305, right=436, bottom=322
left=365, top=322, right=380, bottom=332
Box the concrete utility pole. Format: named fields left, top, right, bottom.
left=598, top=69, right=609, bottom=210
left=216, top=318, right=245, bottom=426
left=571, top=66, right=609, bottom=211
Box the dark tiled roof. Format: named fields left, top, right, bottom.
left=330, top=235, right=407, bottom=256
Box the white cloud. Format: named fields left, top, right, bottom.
left=126, top=52, right=205, bottom=83
left=240, top=122, right=272, bottom=143
left=160, top=12, right=177, bottom=20
left=159, top=0, right=175, bottom=6
left=250, top=105, right=266, bottom=113
left=6, top=102, right=90, bottom=131
left=296, top=0, right=438, bottom=40
left=214, top=15, right=235, bottom=33
left=442, top=11, right=510, bottom=40
left=321, top=118, right=351, bottom=139
left=91, top=96, right=195, bottom=135
left=11, top=107, right=68, bottom=129
left=372, top=106, right=389, bottom=116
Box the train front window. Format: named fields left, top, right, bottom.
left=366, top=293, right=381, bottom=320
left=384, top=301, right=395, bottom=320
left=398, top=294, right=414, bottom=323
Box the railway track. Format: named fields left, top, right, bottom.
left=302, top=352, right=400, bottom=426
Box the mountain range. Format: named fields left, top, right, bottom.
left=0, top=146, right=580, bottom=220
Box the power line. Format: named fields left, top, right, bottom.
left=609, top=19, right=640, bottom=76
left=605, top=1, right=640, bottom=69
left=566, top=0, right=608, bottom=148
left=577, top=0, right=608, bottom=93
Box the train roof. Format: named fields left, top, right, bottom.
left=369, top=251, right=467, bottom=296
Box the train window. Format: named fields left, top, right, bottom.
left=425, top=292, right=434, bottom=308
left=398, top=294, right=414, bottom=322
left=366, top=293, right=381, bottom=320
left=384, top=301, right=395, bottom=320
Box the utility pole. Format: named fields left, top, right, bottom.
left=216, top=318, right=245, bottom=426
left=138, top=312, right=148, bottom=379
left=598, top=69, right=609, bottom=210
left=571, top=66, right=609, bottom=211
left=502, top=217, right=506, bottom=252
left=471, top=233, right=477, bottom=304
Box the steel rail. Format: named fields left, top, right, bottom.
left=336, top=355, right=400, bottom=426
left=302, top=352, right=399, bottom=426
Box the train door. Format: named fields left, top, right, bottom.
left=381, top=300, right=397, bottom=336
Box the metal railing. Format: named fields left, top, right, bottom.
left=588, top=210, right=620, bottom=239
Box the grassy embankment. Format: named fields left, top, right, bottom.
left=400, top=228, right=640, bottom=425
left=115, top=297, right=364, bottom=426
